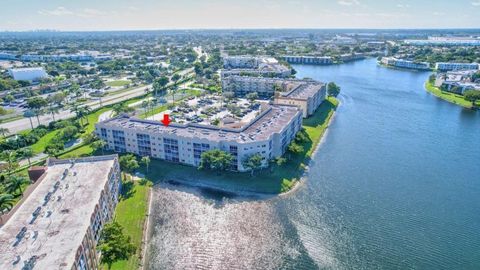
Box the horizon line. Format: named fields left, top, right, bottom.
left=1, top=27, right=480, bottom=33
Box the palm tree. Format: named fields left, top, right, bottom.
left=0, top=127, right=9, bottom=138
left=141, top=156, right=151, bottom=174
left=20, top=147, right=34, bottom=166
left=23, top=110, right=36, bottom=129
left=82, top=106, right=92, bottom=124
left=5, top=175, right=30, bottom=195
left=71, top=105, right=82, bottom=125
left=46, top=106, right=60, bottom=122
left=1, top=150, right=18, bottom=173
left=92, top=140, right=107, bottom=155
left=0, top=193, right=15, bottom=214
left=141, top=100, right=149, bottom=116
left=32, top=108, right=44, bottom=125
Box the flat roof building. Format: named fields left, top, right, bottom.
left=275, top=82, right=327, bottom=118
left=0, top=155, right=121, bottom=270
left=380, top=57, right=430, bottom=71
left=283, top=56, right=333, bottom=65
left=8, top=67, right=48, bottom=81
left=222, top=56, right=291, bottom=79
left=95, top=105, right=303, bottom=171
left=435, top=62, right=479, bottom=72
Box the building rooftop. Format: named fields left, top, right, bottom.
left=280, top=82, right=325, bottom=100
left=0, top=155, right=118, bottom=270
left=98, top=104, right=301, bottom=143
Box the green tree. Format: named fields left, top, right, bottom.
left=27, top=96, right=48, bottom=110
left=288, top=142, right=304, bottom=157
left=199, top=149, right=233, bottom=171
left=246, top=92, right=259, bottom=103
left=23, top=110, right=36, bottom=129
left=242, top=153, right=264, bottom=176
left=18, top=147, right=34, bottom=166
left=112, top=103, right=134, bottom=116
left=153, top=76, right=169, bottom=96
left=1, top=150, right=19, bottom=173
left=119, top=154, right=139, bottom=176
left=171, top=73, right=181, bottom=86
left=141, top=156, right=151, bottom=173
left=46, top=106, right=60, bottom=122
left=327, top=82, right=341, bottom=97
left=5, top=175, right=30, bottom=195
left=98, top=221, right=136, bottom=270
left=0, top=193, right=15, bottom=214
left=92, top=140, right=107, bottom=155
left=464, top=90, right=480, bottom=106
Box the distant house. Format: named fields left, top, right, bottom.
left=8, top=67, right=48, bottom=81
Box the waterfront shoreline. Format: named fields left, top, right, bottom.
left=142, top=97, right=339, bottom=197
left=424, top=81, right=476, bottom=109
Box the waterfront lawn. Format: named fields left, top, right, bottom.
left=139, top=97, right=338, bottom=194
left=425, top=81, right=476, bottom=109
left=103, top=180, right=151, bottom=270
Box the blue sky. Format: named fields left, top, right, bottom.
left=1, top=0, right=480, bottom=31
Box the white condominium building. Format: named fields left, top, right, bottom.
left=222, top=56, right=291, bottom=79
left=404, top=37, right=480, bottom=46
left=380, top=57, right=430, bottom=70
left=435, top=62, right=479, bottom=72
left=95, top=105, right=303, bottom=172
left=8, top=67, right=48, bottom=81
left=283, top=56, right=333, bottom=65
left=274, top=82, right=327, bottom=118
left=0, top=155, right=121, bottom=270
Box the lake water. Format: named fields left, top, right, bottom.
left=146, top=59, right=480, bottom=269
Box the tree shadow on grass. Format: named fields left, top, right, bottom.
left=121, top=181, right=136, bottom=200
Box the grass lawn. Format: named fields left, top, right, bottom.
left=31, top=129, right=61, bottom=154
left=137, top=97, right=338, bottom=194
left=58, top=144, right=95, bottom=159
left=106, top=80, right=132, bottom=87
left=103, top=180, right=151, bottom=270
left=425, top=81, right=477, bottom=109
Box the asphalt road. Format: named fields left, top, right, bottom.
left=1, top=84, right=151, bottom=134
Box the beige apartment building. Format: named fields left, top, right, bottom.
left=95, top=104, right=303, bottom=171
left=0, top=155, right=121, bottom=270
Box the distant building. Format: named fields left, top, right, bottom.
left=283, top=55, right=333, bottom=65
left=8, top=67, right=48, bottom=81
left=221, top=56, right=291, bottom=79
left=0, top=155, right=121, bottom=270
left=380, top=57, right=430, bottom=70
left=222, top=76, right=326, bottom=117
left=438, top=70, right=480, bottom=94
left=0, top=52, right=17, bottom=60
left=435, top=62, right=479, bottom=72
left=96, top=105, right=302, bottom=171
left=404, top=37, right=480, bottom=46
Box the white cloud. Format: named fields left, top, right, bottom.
left=396, top=4, right=411, bottom=8
left=38, top=7, right=109, bottom=18
left=472, top=1, right=480, bottom=6
left=338, top=0, right=360, bottom=6
left=38, top=7, right=73, bottom=16
left=78, top=8, right=107, bottom=18
left=433, top=11, right=445, bottom=16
